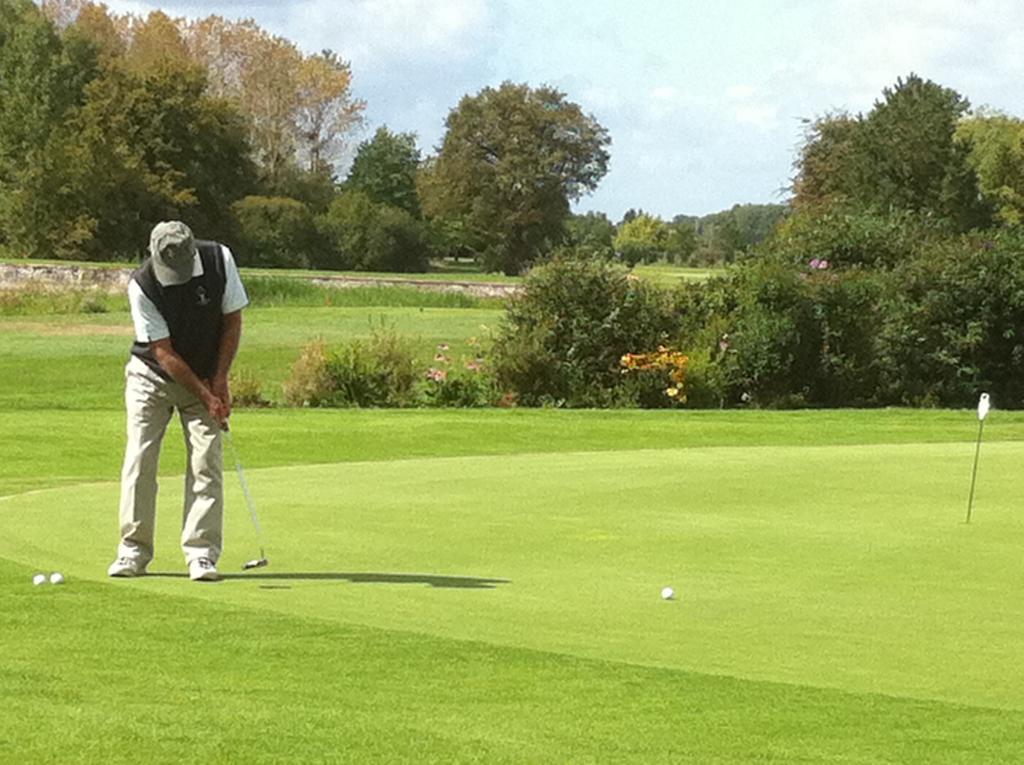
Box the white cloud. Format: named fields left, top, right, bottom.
left=735, top=103, right=780, bottom=130
left=650, top=85, right=680, bottom=102
left=796, top=0, right=1024, bottom=115
left=284, top=0, right=492, bottom=66
left=726, top=84, right=755, bottom=100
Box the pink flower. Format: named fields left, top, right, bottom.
left=434, top=353, right=450, bottom=363
left=437, top=343, right=450, bottom=351
left=809, top=258, right=821, bottom=269
left=426, top=368, right=447, bottom=382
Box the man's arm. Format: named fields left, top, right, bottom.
left=151, top=340, right=229, bottom=425
left=209, top=310, right=242, bottom=417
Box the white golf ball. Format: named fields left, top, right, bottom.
left=32, top=573, right=47, bottom=586
left=49, top=572, right=65, bottom=585
left=661, top=586, right=675, bottom=601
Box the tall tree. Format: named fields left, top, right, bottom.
left=792, top=74, right=992, bottom=231
left=791, top=112, right=859, bottom=209
left=185, top=17, right=363, bottom=184
left=295, top=50, right=363, bottom=173
left=0, top=0, right=98, bottom=256
left=422, top=81, right=610, bottom=275
left=49, top=61, right=255, bottom=259
left=614, top=213, right=668, bottom=266
left=344, top=126, right=422, bottom=216
left=858, top=74, right=990, bottom=229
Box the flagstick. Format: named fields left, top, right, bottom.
left=965, top=418, right=985, bottom=524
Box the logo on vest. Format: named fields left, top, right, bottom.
left=195, top=286, right=211, bottom=307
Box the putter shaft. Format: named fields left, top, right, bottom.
left=224, top=428, right=269, bottom=570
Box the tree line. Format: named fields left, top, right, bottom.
left=3, top=3, right=1023, bottom=284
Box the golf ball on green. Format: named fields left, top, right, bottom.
left=49, top=572, right=65, bottom=585
left=661, top=586, right=675, bottom=600
left=32, top=573, right=47, bottom=586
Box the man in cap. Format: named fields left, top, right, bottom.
left=108, top=221, right=249, bottom=582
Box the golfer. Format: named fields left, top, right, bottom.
left=108, top=221, right=248, bottom=582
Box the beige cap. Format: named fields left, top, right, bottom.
left=150, top=221, right=198, bottom=286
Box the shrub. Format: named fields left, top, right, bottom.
left=875, top=231, right=1024, bottom=407
left=422, top=342, right=497, bottom=407
left=230, top=369, right=272, bottom=408
left=677, top=256, right=884, bottom=408
left=283, top=328, right=419, bottom=408
left=764, top=204, right=931, bottom=270
left=231, top=196, right=322, bottom=269
left=492, top=253, right=679, bottom=406
left=282, top=341, right=335, bottom=407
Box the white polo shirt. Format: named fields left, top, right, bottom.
left=129, top=244, right=249, bottom=343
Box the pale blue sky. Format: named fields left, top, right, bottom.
left=104, top=0, right=1024, bottom=219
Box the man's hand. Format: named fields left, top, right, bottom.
left=210, top=374, right=232, bottom=420
left=204, top=391, right=230, bottom=428
left=152, top=339, right=230, bottom=427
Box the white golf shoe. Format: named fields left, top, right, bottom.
left=189, top=557, right=221, bottom=582
left=107, top=556, right=147, bottom=578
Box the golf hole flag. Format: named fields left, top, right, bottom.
left=966, top=392, right=991, bottom=523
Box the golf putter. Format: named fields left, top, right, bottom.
left=223, top=424, right=269, bottom=570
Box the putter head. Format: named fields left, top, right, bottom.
left=242, top=558, right=268, bottom=571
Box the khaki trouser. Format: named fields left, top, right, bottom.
left=117, top=356, right=223, bottom=566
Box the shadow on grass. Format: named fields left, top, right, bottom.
left=147, top=571, right=509, bottom=589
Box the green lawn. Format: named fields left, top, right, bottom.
left=0, top=303, right=501, bottom=410
left=3, top=299, right=1024, bottom=762
left=631, top=263, right=722, bottom=285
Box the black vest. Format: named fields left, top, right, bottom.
left=130, top=241, right=227, bottom=380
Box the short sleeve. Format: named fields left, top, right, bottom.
left=220, top=245, right=249, bottom=314
left=128, top=280, right=170, bottom=342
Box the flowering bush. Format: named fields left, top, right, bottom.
left=620, top=347, right=689, bottom=407
left=422, top=341, right=497, bottom=407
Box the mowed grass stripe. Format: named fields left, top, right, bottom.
left=3, top=556, right=1023, bottom=764
left=5, top=442, right=1024, bottom=712
left=3, top=408, right=1024, bottom=497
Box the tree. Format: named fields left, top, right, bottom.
left=231, top=195, right=318, bottom=268
left=295, top=50, right=363, bottom=173
left=422, top=81, right=610, bottom=275
left=858, top=75, right=990, bottom=229
left=957, top=112, right=1024, bottom=227
left=317, top=190, right=429, bottom=272
left=0, top=0, right=99, bottom=256
left=125, top=10, right=191, bottom=73
left=614, top=214, right=668, bottom=265
left=791, top=112, right=859, bottom=209
left=564, top=211, right=615, bottom=256
left=185, top=17, right=363, bottom=185
left=792, top=74, right=992, bottom=231
left=664, top=220, right=698, bottom=264
left=345, top=126, right=422, bottom=216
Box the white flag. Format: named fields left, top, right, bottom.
left=977, top=393, right=991, bottom=421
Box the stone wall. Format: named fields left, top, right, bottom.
left=0, top=263, right=520, bottom=299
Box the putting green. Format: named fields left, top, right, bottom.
left=4, top=439, right=1023, bottom=713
